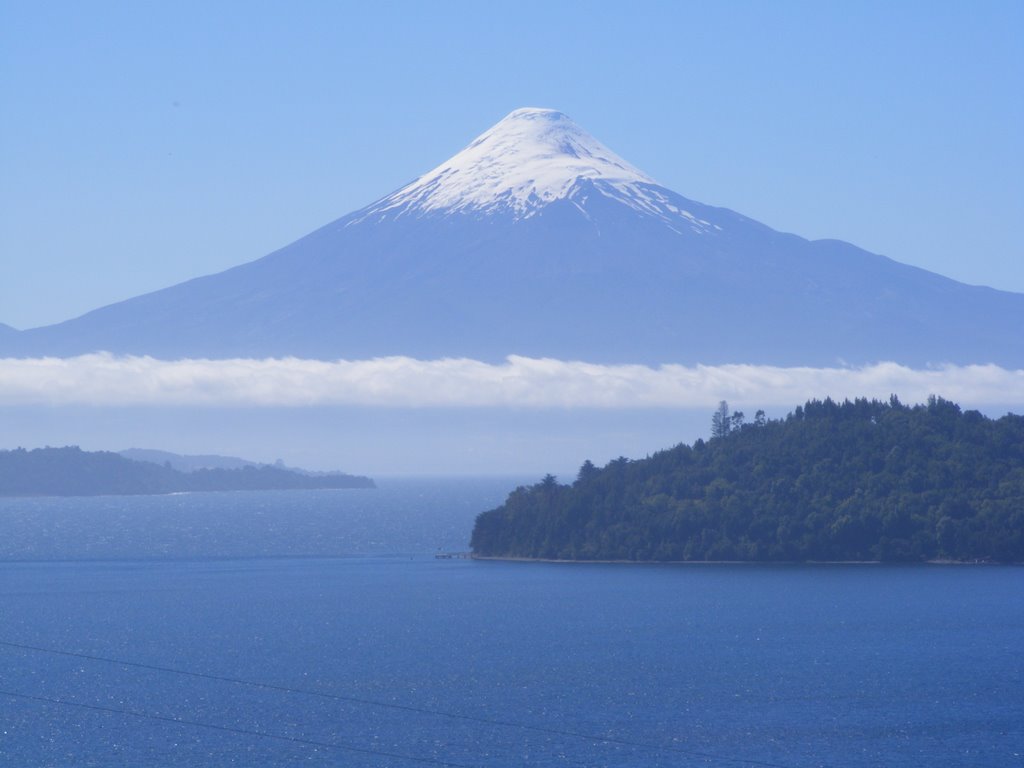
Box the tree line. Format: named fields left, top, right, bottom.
left=471, top=396, right=1024, bottom=562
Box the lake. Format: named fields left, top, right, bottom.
left=1, top=479, right=1021, bottom=767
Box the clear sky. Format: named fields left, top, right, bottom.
left=1, top=0, right=1022, bottom=330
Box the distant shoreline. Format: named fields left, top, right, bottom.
left=0, top=445, right=375, bottom=497
left=0, top=486, right=376, bottom=500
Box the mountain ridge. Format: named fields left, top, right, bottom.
left=4, top=108, right=1022, bottom=367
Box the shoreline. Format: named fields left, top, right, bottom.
left=470, top=555, right=1015, bottom=566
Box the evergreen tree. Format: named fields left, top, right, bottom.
left=711, top=400, right=731, bottom=438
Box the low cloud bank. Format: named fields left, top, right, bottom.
left=1, top=353, right=1021, bottom=409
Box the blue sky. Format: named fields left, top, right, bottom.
left=2, top=0, right=1022, bottom=330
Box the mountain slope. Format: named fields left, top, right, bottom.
left=7, top=108, right=1023, bottom=366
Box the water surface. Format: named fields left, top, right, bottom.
left=0, top=480, right=1020, bottom=767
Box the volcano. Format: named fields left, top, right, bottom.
left=6, top=108, right=1023, bottom=366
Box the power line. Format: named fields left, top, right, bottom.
left=0, top=688, right=475, bottom=767
left=0, top=638, right=805, bottom=768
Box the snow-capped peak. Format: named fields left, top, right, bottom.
left=354, top=108, right=670, bottom=222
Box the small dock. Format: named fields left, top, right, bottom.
left=434, top=551, right=471, bottom=559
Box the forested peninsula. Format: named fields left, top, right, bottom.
left=471, top=397, right=1024, bottom=563
left=0, top=446, right=374, bottom=497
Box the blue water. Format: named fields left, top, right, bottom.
left=0, top=480, right=1021, bottom=767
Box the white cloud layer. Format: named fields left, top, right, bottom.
left=1, top=354, right=1021, bottom=409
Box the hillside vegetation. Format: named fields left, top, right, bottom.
left=471, top=397, right=1023, bottom=562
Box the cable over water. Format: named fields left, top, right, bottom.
left=0, top=638, right=807, bottom=768
left=0, top=688, right=474, bottom=767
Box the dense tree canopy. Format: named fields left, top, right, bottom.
left=0, top=446, right=374, bottom=496
left=471, top=397, right=1024, bottom=563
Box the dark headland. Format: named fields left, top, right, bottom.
left=471, top=397, right=1023, bottom=563
left=0, top=446, right=374, bottom=497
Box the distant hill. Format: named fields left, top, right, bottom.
left=0, top=446, right=374, bottom=497
left=471, top=397, right=1024, bottom=563
left=120, top=448, right=263, bottom=472
left=4, top=108, right=1022, bottom=367
left=119, top=448, right=339, bottom=476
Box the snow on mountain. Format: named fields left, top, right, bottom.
left=351, top=108, right=720, bottom=234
